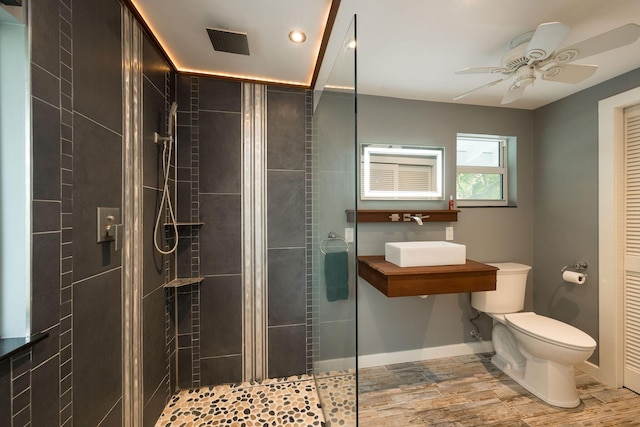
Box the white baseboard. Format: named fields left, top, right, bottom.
left=578, top=360, right=600, bottom=380
left=315, top=341, right=494, bottom=372
left=358, top=341, right=495, bottom=368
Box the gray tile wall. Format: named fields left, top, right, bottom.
left=266, top=87, right=309, bottom=378
left=0, top=1, right=175, bottom=426
left=141, top=32, right=174, bottom=427
left=173, top=79, right=312, bottom=387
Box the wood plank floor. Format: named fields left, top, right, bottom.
left=358, top=353, right=640, bottom=426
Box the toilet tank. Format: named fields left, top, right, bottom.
left=471, top=262, right=531, bottom=314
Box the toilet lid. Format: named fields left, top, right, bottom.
left=505, top=312, right=597, bottom=350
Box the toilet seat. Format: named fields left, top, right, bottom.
left=505, top=312, right=596, bottom=351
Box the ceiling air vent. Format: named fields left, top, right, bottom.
left=206, top=28, right=250, bottom=56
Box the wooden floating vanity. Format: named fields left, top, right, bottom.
left=358, top=256, right=498, bottom=297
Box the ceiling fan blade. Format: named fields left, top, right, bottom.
left=542, top=63, right=598, bottom=84
left=556, top=23, right=640, bottom=62
left=453, top=77, right=510, bottom=101
left=501, top=83, right=527, bottom=104
left=526, top=22, right=570, bottom=61
left=455, top=66, right=507, bottom=75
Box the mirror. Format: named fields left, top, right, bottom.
left=361, top=144, right=443, bottom=200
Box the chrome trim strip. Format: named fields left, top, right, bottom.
left=241, top=83, right=268, bottom=381
left=122, top=7, right=143, bottom=427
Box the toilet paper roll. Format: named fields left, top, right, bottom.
left=562, top=270, right=586, bottom=285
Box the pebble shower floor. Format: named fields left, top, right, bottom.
left=155, top=374, right=326, bottom=426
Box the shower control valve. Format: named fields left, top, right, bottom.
left=97, top=207, right=122, bottom=251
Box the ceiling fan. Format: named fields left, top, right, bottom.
left=454, top=22, right=640, bottom=104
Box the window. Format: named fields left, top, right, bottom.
left=1, top=7, right=30, bottom=338
left=456, top=133, right=510, bottom=207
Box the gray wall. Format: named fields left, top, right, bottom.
left=357, top=95, right=535, bottom=356
left=532, top=67, right=640, bottom=366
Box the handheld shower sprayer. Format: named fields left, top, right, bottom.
left=154, top=102, right=179, bottom=255
left=153, top=102, right=178, bottom=145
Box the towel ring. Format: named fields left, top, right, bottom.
left=320, top=232, right=349, bottom=255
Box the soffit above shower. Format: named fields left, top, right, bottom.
left=127, top=0, right=335, bottom=87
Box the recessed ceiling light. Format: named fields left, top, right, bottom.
left=289, top=30, right=306, bottom=44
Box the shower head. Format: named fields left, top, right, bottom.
left=168, top=102, right=178, bottom=135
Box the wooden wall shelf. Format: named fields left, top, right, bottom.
left=357, top=256, right=497, bottom=297
left=346, top=209, right=459, bottom=223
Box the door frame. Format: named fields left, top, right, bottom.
left=598, top=86, right=640, bottom=388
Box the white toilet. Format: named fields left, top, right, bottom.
left=471, top=262, right=597, bottom=408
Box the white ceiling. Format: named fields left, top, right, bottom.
left=132, top=0, right=640, bottom=110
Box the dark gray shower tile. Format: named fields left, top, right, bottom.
left=73, top=0, right=122, bottom=133
left=199, top=195, right=241, bottom=275
left=32, top=98, right=60, bottom=201
left=200, top=355, right=242, bottom=386
left=268, top=248, right=306, bottom=326
left=31, top=232, right=60, bottom=333
left=143, top=77, right=166, bottom=189
left=143, top=381, right=170, bottom=427
left=176, top=125, right=192, bottom=169
left=31, top=356, right=59, bottom=427
left=30, top=0, right=59, bottom=77
left=199, top=78, right=241, bottom=112
left=176, top=237, right=193, bottom=279
left=99, top=399, right=122, bottom=427
left=72, top=113, right=122, bottom=281
left=177, top=348, right=192, bottom=389
left=199, top=111, right=241, bottom=194
left=33, top=200, right=60, bottom=233
left=267, top=89, right=306, bottom=171
left=143, top=188, right=165, bottom=297
left=200, top=276, right=242, bottom=358
left=267, top=170, right=305, bottom=248
left=0, top=360, right=9, bottom=427
left=31, top=64, right=59, bottom=108
left=176, top=181, right=191, bottom=223
left=142, top=33, right=170, bottom=96
left=143, top=287, right=168, bottom=408
left=176, top=74, right=192, bottom=116
left=176, top=289, right=192, bottom=336
left=268, top=325, right=306, bottom=378
left=73, top=268, right=122, bottom=427
left=169, top=346, right=177, bottom=392
left=32, top=325, right=58, bottom=367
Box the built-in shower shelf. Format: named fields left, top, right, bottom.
left=164, top=277, right=205, bottom=288
left=164, top=222, right=204, bottom=227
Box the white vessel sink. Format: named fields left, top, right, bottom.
left=385, top=241, right=466, bottom=267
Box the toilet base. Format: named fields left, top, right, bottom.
left=491, top=346, right=580, bottom=408
left=491, top=323, right=581, bottom=408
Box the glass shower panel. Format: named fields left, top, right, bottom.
left=312, top=16, right=357, bottom=426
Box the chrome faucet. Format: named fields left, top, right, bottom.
left=403, top=213, right=427, bottom=225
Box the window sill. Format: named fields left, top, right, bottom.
left=0, top=332, right=48, bottom=362
left=457, top=204, right=518, bottom=208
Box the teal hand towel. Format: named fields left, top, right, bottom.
left=324, top=251, right=349, bottom=302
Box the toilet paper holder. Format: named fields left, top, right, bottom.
left=561, top=261, right=588, bottom=274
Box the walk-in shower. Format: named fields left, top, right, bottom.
left=153, top=101, right=179, bottom=254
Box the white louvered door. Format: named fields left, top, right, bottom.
left=624, top=103, right=640, bottom=394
